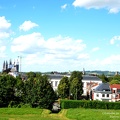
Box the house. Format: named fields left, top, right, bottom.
left=48, top=73, right=102, bottom=96
left=110, top=84, right=120, bottom=102
left=82, top=75, right=102, bottom=96
left=92, top=83, right=112, bottom=102
left=48, top=74, right=63, bottom=91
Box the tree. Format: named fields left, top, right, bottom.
left=69, top=71, right=83, bottom=100
left=57, top=76, right=69, bottom=99
left=0, top=75, right=19, bottom=107
left=98, top=74, right=109, bottom=83
left=26, top=71, right=36, bottom=78
left=110, top=80, right=120, bottom=84
left=23, top=74, right=57, bottom=109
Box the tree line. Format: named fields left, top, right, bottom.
left=0, top=71, right=83, bottom=109
left=0, top=72, right=57, bottom=109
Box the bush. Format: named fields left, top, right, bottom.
left=60, top=100, right=120, bottom=109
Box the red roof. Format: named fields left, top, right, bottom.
left=110, top=84, right=120, bottom=89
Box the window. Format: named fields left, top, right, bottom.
left=107, top=94, right=109, bottom=97
left=102, top=94, right=105, bottom=97
left=96, top=94, right=99, bottom=97
left=55, top=81, right=58, bottom=87
left=113, top=90, right=116, bottom=93
left=117, top=89, right=120, bottom=92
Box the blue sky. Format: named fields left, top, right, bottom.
left=0, top=0, right=120, bottom=72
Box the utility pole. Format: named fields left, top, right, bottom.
left=18, top=56, right=22, bottom=73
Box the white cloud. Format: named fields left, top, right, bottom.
left=0, top=16, right=11, bottom=39
left=0, top=16, right=11, bottom=30
left=92, top=47, right=100, bottom=52
left=11, top=33, right=87, bottom=71
left=19, top=21, right=38, bottom=31
left=11, top=32, right=120, bottom=72
left=61, top=4, right=67, bottom=10
left=110, top=36, right=120, bottom=44
left=72, top=0, right=120, bottom=13
left=101, top=55, right=120, bottom=65
left=11, top=32, right=44, bottom=53
left=0, top=46, right=6, bottom=53
left=77, top=53, right=89, bottom=59
left=0, top=45, right=6, bottom=58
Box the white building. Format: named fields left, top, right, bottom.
left=48, top=74, right=102, bottom=96
left=92, top=83, right=112, bottom=102
left=82, top=75, right=102, bottom=96
left=48, top=74, right=70, bottom=91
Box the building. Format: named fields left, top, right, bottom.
left=92, top=83, right=120, bottom=102
left=92, top=83, right=112, bottom=102
left=48, top=74, right=70, bottom=91
left=110, top=84, right=120, bottom=102
left=48, top=73, right=102, bottom=96
left=82, top=75, right=102, bottom=96
left=2, top=59, right=19, bottom=77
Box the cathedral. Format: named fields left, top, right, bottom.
left=2, top=59, right=19, bottom=77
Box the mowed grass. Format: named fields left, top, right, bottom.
left=0, top=108, right=68, bottom=120
left=1, top=108, right=120, bottom=120
left=66, top=108, right=120, bottom=120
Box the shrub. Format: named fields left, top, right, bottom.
left=60, top=100, right=120, bottom=109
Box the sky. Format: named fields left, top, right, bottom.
left=0, top=0, right=120, bottom=72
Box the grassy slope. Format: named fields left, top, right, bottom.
left=0, top=108, right=120, bottom=120
left=0, top=108, right=69, bottom=120
left=66, top=108, right=120, bottom=120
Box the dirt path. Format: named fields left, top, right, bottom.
left=41, top=109, right=70, bottom=120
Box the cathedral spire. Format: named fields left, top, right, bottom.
left=9, top=59, right=12, bottom=69
left=3, top=60, right=6, bottom=70
left=6, top=61, right=8, bottom=70
left=83, top=68, right=86, bottom=75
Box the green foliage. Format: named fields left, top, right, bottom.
left=0, top=72, right=57, bottom=109
left=108, top=75, right=120, bottom=83
left=58, top=76, right=69, bottom=99
left=60, top=100, right=120, bottom=109
left=70, top=71, right=83, bottom=100
left=23, top=73, right=57, bottom=109
left=110, top=80, right=120, bottom=84
left=98, top=74, right=109, bottom=83
left=0, top=75, right=20, bottom=107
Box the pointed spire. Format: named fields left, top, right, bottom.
left=83, top=68, right=86, bottom=75
left=3, top=60, right=6, bottom=70
left=6, top=61, right=8, bottom=70
left=9, top=59, right=12, bottom=69
left=9, top=59, right=12, bottom=65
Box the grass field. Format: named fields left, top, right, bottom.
left=66, top=108, right=120, bottom=120
left=0, top=108, right=120, bottom=120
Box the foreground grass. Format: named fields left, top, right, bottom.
left=0, top=108, right=68, bottom=120
left=66, top=108, right=120, bottom=120
left=1, top=108, right=120, bottom=120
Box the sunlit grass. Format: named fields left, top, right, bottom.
left=1, top=108, right=120, bottom=120
left=66, top=108, right=120, bottom=120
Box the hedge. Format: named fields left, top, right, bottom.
left=60, top=100, right=120, bottom=109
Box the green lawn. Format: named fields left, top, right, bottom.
left=0, top=108, right=120, bottom=120
left=0, top=108, right=68, bottom=120
left=66, top=108, right=120, bottom=120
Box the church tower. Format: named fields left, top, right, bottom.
left=83, top=68, right=86, bottom=75
left=9, top=59, right=12, bottom=69
left=3, top=61, right=6, bottom=71
left=6, top=61, right=8, bottom=70
left=16, top=59, right=19, bottom=72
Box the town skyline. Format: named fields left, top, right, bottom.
left=0, top=0, right=120, bottom=72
